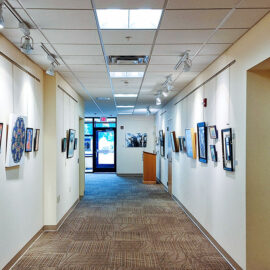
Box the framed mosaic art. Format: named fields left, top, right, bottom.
left=25, top=128, right=33, bottom=152
left=34, top=129, right=40, bottom=152
left=197, top=122, right=207, bottom=163
left=0, top=123, right=3, bottom=154
left=221, top=128, right=234, bottom=171
left=67, top=129, right=76, bottom=158
left=6, top=114, right=27, bottom=167
left=185, top=128, right=196, bottom=159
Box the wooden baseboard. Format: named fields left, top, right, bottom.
left=171, top=195, right=242, bottom=270
left=117, top=173, right=143, bottom=177
left=143, top=180, right=156, bottom=184
left=3, top=198, right=80, bottom=270
left=43, top=198, right=79, bottom=231
left=2, top=228, right=43, bottom=270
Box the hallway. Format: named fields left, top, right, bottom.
left=13, top=174, right=231, bottom=269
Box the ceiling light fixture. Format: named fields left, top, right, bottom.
left=41, top=43, right=60, bottom=77
left=116, top=105, right=134, bottom=108
left=174, top=50, right=192, bottom=72
left=110, top=72, right=144, bottom=78
left=156, top=95, right=162, bottom=106
left=118, top=112, right=133, bottom=115
left=20, top=35, right=34, bottom=54
left=46, top=62, right=55, bottom=76
left=114, top=94, right=137, bottom=98
left=162, top=89, right=169, bottom=97
left=0, top=2, right=4, bottom=29
left=146, top=106, right=151, bottom=115
left=97, top=9, right=162, bottom=30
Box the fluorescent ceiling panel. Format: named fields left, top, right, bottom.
left=114, top=94, right=138, bottom=97
left=110, top=72, right=144, bottom=78
left=97, top=9, right=162, bottom=29
left=116, top=105, right=134, bottom=108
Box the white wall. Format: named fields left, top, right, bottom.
left=0, top=54, right=43, bottom=268
left=156, top=12, right=270, bottom=270
left=117, top=115, right=156, bottom=174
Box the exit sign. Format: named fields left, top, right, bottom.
left=100, top=117, right=107, bottom=122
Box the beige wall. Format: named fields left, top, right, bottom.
left=156, top=11, right=270, bottom=270
left=246, top=69, right=270, bottom=270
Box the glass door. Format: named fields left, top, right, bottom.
left=93, top=128, right=116, bottom=172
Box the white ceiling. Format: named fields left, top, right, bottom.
left=0, top=0, right=269, bottom=116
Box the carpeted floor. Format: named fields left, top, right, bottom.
left=13, top=174, right=232, bottom=270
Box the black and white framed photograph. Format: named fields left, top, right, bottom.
left=159, top=130, right=165, bottom=156
left=126, top=133, right=147, bottom=148
left=210, top=145, right=217, bottom=162
left=221, top=128, right=234, bottom=171
left=197, top=122, right=207, bottom=163
left=209, top=125, right=218, bottom=139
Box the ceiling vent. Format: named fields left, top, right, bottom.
left=108, top=55, right=149, bottom=65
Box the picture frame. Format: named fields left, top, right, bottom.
left=25, top=128, right=33, bottom=152
left=178, top=137, right=183, bottom=152
left=61, top=138, right=67, bottom=152
left=74, top=138, right=78, bottom=150
left=67, top=129, right=76, bottom=158
left=170, top=131, right=179, bottom=152
left=0, top=123, right=3, bottom=154
left=221, top=128, right=234, bottom=171
left=34, top=129, right=40, bottom=152
left=197, top=122, right=207, bottom=163
left=126, top=133, right=147, bottom=148
left=159, top=130, right=165, bottom=156
left=209, top=125, right=218, bottom=139
left=182, top=137, right=186, bottom=152
left=185, top=128, right=196, bottom=159
left=210, top=145, right=217, bottom=162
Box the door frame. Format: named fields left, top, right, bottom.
left=93, top=127, right=117, bottom=172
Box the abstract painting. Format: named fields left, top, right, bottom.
left=25, top=128, right=33, bottom=152
left=209, top=125, right=218, bottom=139
left=34, top=129, right=40, bottom=152
left=67, top=129, right=76, bottom=158
left=126, top=133, right=147, bottom=148
left=6, top=114, right=27, bottom=167
left=221, top=128, right=234, bottom=171
left=170, top=131, right=179, bottom=152
left=210, top=145, right=217, bottom=162
left=197, top=122, right=207, bottom=163
left=185, top=128, right=196, bottom=159
left=0, top=123, right=3, bottom=154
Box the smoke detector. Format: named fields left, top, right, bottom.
left=108, top=55, right=149, bottom=65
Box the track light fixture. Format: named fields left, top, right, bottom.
left=174, top=50, right=192, bottom=72
left=156, top=95, right=162, bottom=106
left=46, top=62, right=55, bottom=76
left=20, top=35, right=34, bottom=54
left=41, top=43, right=60, bottom=77
left=0, top=2, right=4, bottom=29
left=162, top=89, right=169, bottom=97
left=146, top=106, right=151, bottom=115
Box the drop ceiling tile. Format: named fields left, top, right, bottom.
left=152, top=44, right=201, bottom=56
left=150, top=55, right=180, bottom=65
left=9, top=0, right=92, bottom=9
left=61, top=71, right=108, bottom=80
left=199, top=43, right=232, bottom=55
left=101, top=30, right=156, bottom=44
left=24, top=10, right=97, bottom=30
left=42, top=30, right=100, bottom=44
left=53, top=44, right=102, bottom=56
left=112, top=78, right=142, bottom=88
left=160, top=10, right=228, bottom=29
left=109, top=65, right=146, bottom=72
left=166, top=0, right=239, bottom=9
left=62, top=55, right=105, bottom=65
left=95, top=0, right=165, bottom=8
left=147, top=65, right=176, bottom=72
left=105, top=45, right=152, bottom=55
left=222, top=9, right=269, bottom=28
left=156, top=30, right=213, bottom=44
left=239, top=0, right=270, bottom=8
left=209, top=28, right=248, bottom=43
left=57, top=65, right=107, bottom=72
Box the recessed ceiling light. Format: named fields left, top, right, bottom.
left=114, top=94, right=137, bottom=98
left=116, top=105, right=134, bottom=108
left=97, top=9, right=162, bottom=29
left=110, top=72, right=144, bottom=78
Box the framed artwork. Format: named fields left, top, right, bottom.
left=34, top=129, right=40, bottom=152
left=182, top=137, right=186, bottom=152
left=74, top=138, right=78, bottom=150
left=185, top=128, right=196, bottom=159
left=0, top=123, right=3, bottom=154
left=197, top=122, right=207, bottom=163
left=61, top=138, right=67, bottom=152
left=25, top=128, right=33, bottom=152
left=210, top=145, right=217, bottom=162
left=67, top=129, right=76, bottom=158
left=170, top=131, right=179, bottom=152
left=126, top=133, right=147, bottom=148
left=221, top=128, right=234, bottom=171
left=209, top=125, right=218, bottom=139
left=159, top=130, right=165, bottom=156
left=178, top=137, right=183, bottom=152
left=6, top=114, right=27, bottom=167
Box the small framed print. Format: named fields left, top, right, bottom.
left=185, top=128, right=196, bottom=159
left=159, top=130, right=165, bottom=157
left=0, top=123, right=3, bottom=153
left=197, top=122, right=207, bottom=163
left=170, top=131, right=179, bottom=152
left=34, top=129, right=40, bottom=152
left=74, top=138, right=78, bottom=150
left=25, top=128, right=33, bottom=152
left=61, top=138, right=67, bottom=152
left=178, top=137, right=183, bottom=152
left=221, top=128, right=234, bottom=171
left=67, top=129, right=76, bottom=158
left=209, top=125, right=218, bottom=139
left=210, top=145, right=217, bottom=162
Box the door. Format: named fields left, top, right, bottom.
left=167, top=119, right=173, bottom=195
left=93, top=128, right=116, bottom=172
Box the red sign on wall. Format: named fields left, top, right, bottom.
left=100, top=117, right=107, bottom=122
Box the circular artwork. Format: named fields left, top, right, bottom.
left=11, top=117, right=26, bottom=163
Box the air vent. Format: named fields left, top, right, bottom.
left=108, top=55, right=149, bottom=65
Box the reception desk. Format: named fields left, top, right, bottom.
left=143, top=152, right=156, bottom=184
